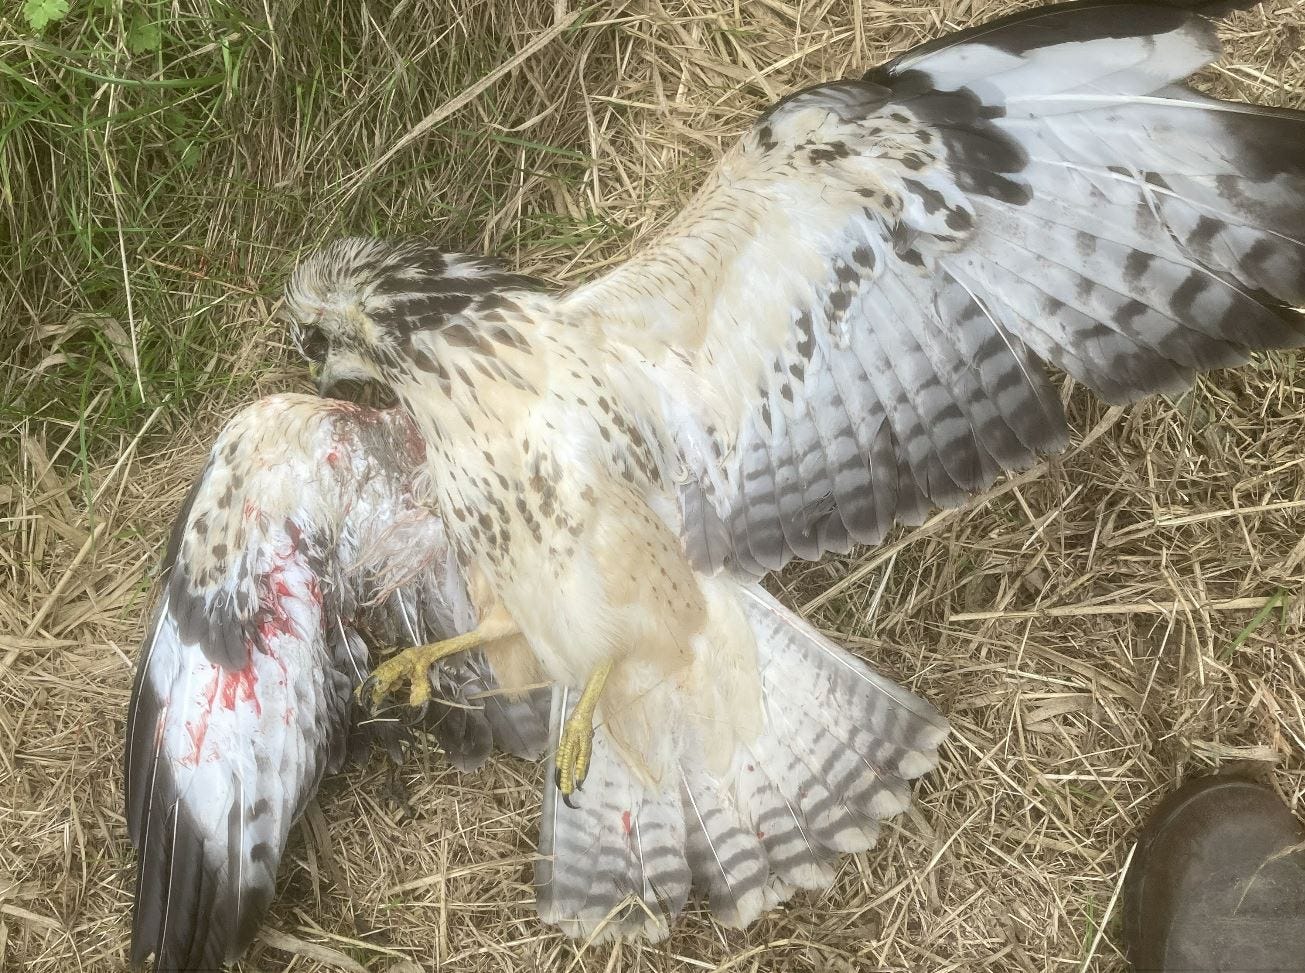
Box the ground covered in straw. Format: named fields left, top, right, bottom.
left=4, top=1, right=1305, bottom=970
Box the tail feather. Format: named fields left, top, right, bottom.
left=734, top=765, right=838, bottom=889
left=681, top=766, right=773, bottom=928
left=626, top=783, right=691, bottom=931
left=743, top=586, right=948, bottom=746
left=535, top=688, right=691, bottom=942
left=478, top=681, right=551, bottom=762
left=746, top=708, right=881, bottom=855
left=534, top=582, right=948, bottom=940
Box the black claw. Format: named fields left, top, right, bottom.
left=562, top=791, right=579, bottom=810
left=400, top=699, right=430, bottom=726
left=358, top=675, right=378, bottom=705
left=553, top=766, right=562, bottom=790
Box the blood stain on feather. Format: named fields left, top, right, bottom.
left=256, top=558, right=311, bottom=643
left=265, top=643, right=291, bottom=693
left=257, top=589, right=297, bottom=642
left=182, top=646, right=268, bottom=766
left=182, top=668, right=223, bottom=765
left=218, top=656, right=260, bottom=714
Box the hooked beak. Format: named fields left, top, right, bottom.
left=312, top=349, right=373, bottom=398
left=312, top=355, right=396, bottom=408
left=309, top=360, right=335, bottom=397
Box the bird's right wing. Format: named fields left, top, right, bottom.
left=562, top=0, right=1305, bottom=575
left=124, top=394, right=545, bottom=971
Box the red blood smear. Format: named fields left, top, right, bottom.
left=187, top=530, right=326, bottom=749
left=186, top=648, right=264, bottom=769
left=756, top=830, right=766, bottom=840
left=325, top=449, right=339, bottom=466
left=250, top=533, right=318, bottom=703
left=218, top=661, right=261, bottom=716
left=183, top=723, right=202, bottom=765
left=257, top=568, right=301, bottom=642
left=393, top=413, right=426, bottom=458
left=621, top=810, right=632, bottom=836
left=243, top=498, right=259, bottom=520
left=267, top=644, right=290, bottom=688
left=183, top=668, right=222, bottom=765
left=255, top=527, right=323, bottom=648
left=258, top=591, right=297, bottom=641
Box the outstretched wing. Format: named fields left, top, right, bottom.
left=124, top=394, right=546, bottom=971
left=563, top=0, right=1305, bottom=575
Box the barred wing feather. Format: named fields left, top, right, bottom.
left=564, top=0, right=1305, bottom=575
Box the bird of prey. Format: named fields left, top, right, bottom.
left=284, top=0, right=1305, bottom=941
left=124, top=394, right=548, bottom=970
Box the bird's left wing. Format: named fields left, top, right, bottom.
left=124, top=394, right=544, bottom=971
left=562, top=0, right=1305, bottom=575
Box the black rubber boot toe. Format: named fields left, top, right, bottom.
left=1123, top=775, right=1305, bottom=972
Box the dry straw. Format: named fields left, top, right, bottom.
left=3, top=1, right=1303, bottom=971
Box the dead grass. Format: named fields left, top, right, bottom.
left=3, top=1, right=1305, bottom=971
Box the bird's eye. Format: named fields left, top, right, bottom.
left=292, top=323, right=329, bottom=364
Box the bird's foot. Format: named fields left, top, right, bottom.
left=554, top=659, right=614, bottom=807
left=362, top=629, right=489, bottom=709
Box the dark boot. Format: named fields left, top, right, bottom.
left=1123, top=774, right=1305, bottom=971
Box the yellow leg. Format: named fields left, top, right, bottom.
left=554, top=659, right=614, bottom=806
left=363, top=616, right=516, bottom=709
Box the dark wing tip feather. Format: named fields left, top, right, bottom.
left=869, top=0, right=1257, bottom=86
left=419, top=652, right=551, bottom=767
left=127, top=719, right=253, bottom=972
left=422, top=692, right=494, bottom=771
left=870, top=6, right=1156, bottom=83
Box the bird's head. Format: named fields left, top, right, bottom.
left=285, top=236, right=544, bottom=404
left=283, top=237, right=448, bottom=398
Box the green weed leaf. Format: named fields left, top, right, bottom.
left=22, top=0, right=70, bottom=32
left=127, top=16, right=163, bottom=53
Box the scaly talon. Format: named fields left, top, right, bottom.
left=360, top=616, right=517, bottom=710
left=364, top=644, right=441, bottom=708
left=556, top=713, right=595, bottom=803
left=554, top=659, right=614, bottom=805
